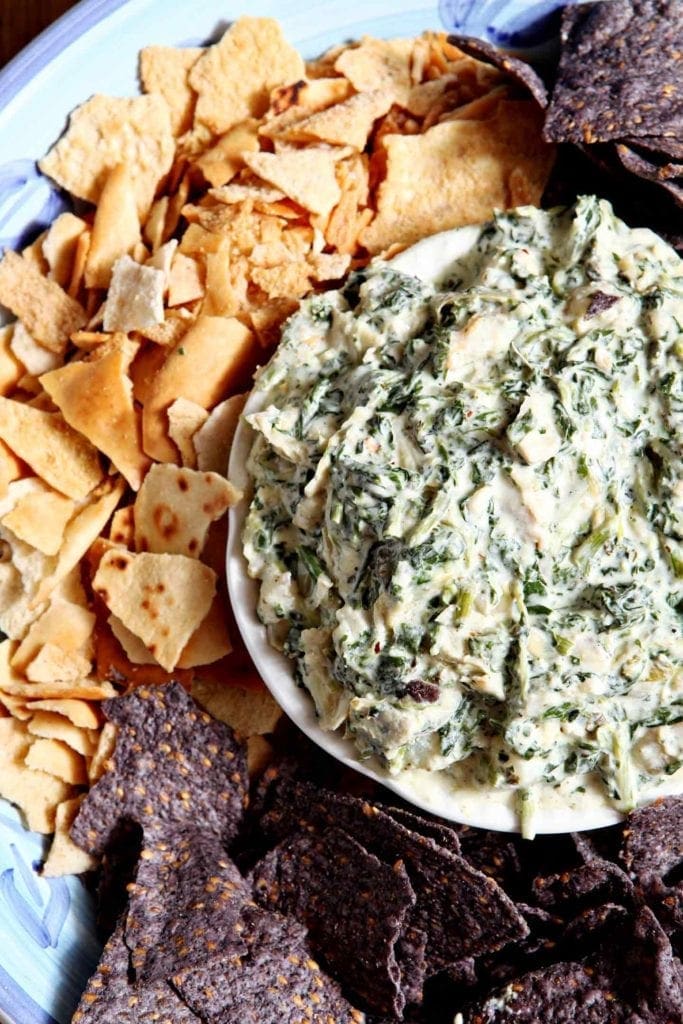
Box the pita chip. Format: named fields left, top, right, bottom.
left=42, top=796, right=99, bottom=877
left=167, top=252, right=205, bottom=307
left=41, top=336, right=149, bottom=490
left=177, top=593, right=232, bottom=667
left=0, top=717, right=73, bottom=833
left=92, top=549, right=216, bottom=671
left=109, top=504, right=135, bottom=547
left=27, top=699, right=100, bottom=730
left=1, top=481, right=75, bottom=556
left=24, top=645, right=93, bottom=685
left=140, top=45, right=202, bottom=136
left=134, top=462, right=240, bottom=557
left=27, top=711, right=97, bottom=757
left=85, top=164, right=141, bottom=289
left=12, top=598, right=95, bottom=672
left=0, top=325, right=23, bottom=396
left=243, top=148, right=343, bottom=218
left=167, top=397, right=208, bottom=467
left=39, top=93, right=175, bottom=216
left=10, top=322, right=63, bottom=376
left=25, top=737, right=87, bottom=785
left=42, top=212, right=88, bottom=289
left=0, top=251, right=86, bottom=353
left=195, top=119, right=260, bottom=187
left=102, top=255, right=165, bottom=333
left=193, top=393, right=247, bottom=474
left=142, top=315, right=255, bottom=462
left=192, top=677, right=282, bottom=736
left=0, top=397, right=103, bottom=500
left=190, top=17, right=305, bottom=134
left=282, top=89, right=393, bottom=149
left=335, top=37, right=414, bottom=105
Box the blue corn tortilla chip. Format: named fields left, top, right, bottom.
left=71, top=923, right=202, bottom=1024
left=621, top=797, right=683, bottom=884
left=71, top=683, right=248, bottom=855
left=544, top=1, right=683, bottom=145
left=378, top=803, right=461, bottom=856
left=615, top=144, right=683, bottom=207
left=125, top=827, right=251, bottom=983
left=253, top=825, right=417, bottom=1016
left=259, top=776, right=528, bottom=972
left=454, top=825, right=523, bottom=896
left=532, top=859, right=634, bottom=911
left=171, top=907, right=365, bottom=1024
left=447, top=34, right=548, bottom=108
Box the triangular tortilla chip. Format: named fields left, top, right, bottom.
left=84, top=164, right=141, bottom=289
left=0, top=396, right=103, bottom=500
left=243, top=148, right=343, bottom=218
left=41, top=337, right=149, bottom=490
left=177, top=593, right=232, bottom=667
left=282, top=89, right=393, bottom=149
left=92, top=549, right=216, bottom=671
left=334, top=37, right=414, bottom=106
left=189, top=17, right=305, bottom=134
left=0, top=251, right=86, bottom=353
left=134, top=463, right=240, bottom=557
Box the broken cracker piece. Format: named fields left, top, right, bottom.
left=140, top=45, right=203, bottom=136
left=42, top=795, right=99, bottom=877
left=0, top=250, right=86, bottom=353
left=243, top=147, right=343, bottom=218
left=102, top=255, right=165, bottom=333
left=25, top=736, right=87, bottom=785
left=84, top=164, right=141, bottom=290
left=167, top=398, right=209, bottom=468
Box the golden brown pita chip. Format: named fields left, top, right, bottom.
left=87, top=722, right=117, bottom=783
left=361, top=100, right=554, bottom=254
left=243, top=147, right=343, bottom=218
left=191, top=677, right=282, bottom=736
left=282, top=89, right=393, bottom=149
left=39, top=93, right=175, bottom=216
left=67, top=228, right=91, bottom=299
left=137, top=308, right=195, bottom=347
left=209, top=182, right=286, bottom=205
left=102, top=255, right=165, bottom=333
left=42, top=795, right=99, bottom=877
left=167, top=252, right=205, bottom=307
left=109, top=504, right=135, bottom=547
left=142, top=315, right=255, bottom=462
left=335, top=37, right=414, bottom=105
left=177, top=593, right=232, bottom=667
left=143, top=196, right=170, bottom=251
left=84, top=164, right=141, bottom=289
left=92, top=548, right=217, bottom=671
left=27, top=711, right=97, bottom=757
left=0, top=717, right=73, bottom=833
left=34, top=477, right=126, bottom=605
left=0, top=325, right=24, bottom=396
left=140, top=45, right=202, bottom=136
left=134, top=463, right=240, bottom=558
left=27, top=698, right=100, bottom=730
left=250, top=260, right=312, bottom=300
left=190, top=17, right=305, bottom=135
left=107, top=613, right=157, bottom=664
left=0, top=689, right=30, bottom=720
left=248, top=296, right=300, bottom=348
left=12, top=598, right=95, bottom=672
left=0, top=641, right=115, bottom=700
left=193, top=393, right=247, bottom=474
left=325, top=153, right=370, bottom=253
left=167, top=398, right=209, bottom=468
left=25, top=736, right=87, bottom=785
left=0, top=251, right=87, bottom=354
left=0, top=397, right=103, bottom=500
left=1, top=481, right=75, bottom=556
left=260, top=77, right=354, bottom=138
left=195, top=119, right=260, bottom=187
left=41, top=336, right=149, bottom=490
left=0, top=439, right=23, bottom=500
left=25, top=645, right=93, bottom=685
left=42, top=213, right=89, bottom=289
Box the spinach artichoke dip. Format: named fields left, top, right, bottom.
left=243, top=196, right=683, bottom=832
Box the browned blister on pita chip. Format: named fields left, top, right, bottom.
left=109, top=504, right=135, bottom=547
left=142, top=315, right=255, bottom=462
left=0, top=717, right=74, bottom=833
left=92, top=548, right=217, bottom=671
left=25, top=736, right=87, bottom=785
left=39, top=93, right=175, bottom=216
left=0, top=397, right=103, bottom=500
left=335, top=37, right=414, bottom=105
left=0, top=251, right=87, bottom=353
left=84, top=164, right=141, bottom=290
left=190, top=17, right=305, bottom=135
left=167, top=398, right=209, bottom=468
left=140, top=45, right=202, bottom=136
left=1, top=479, right=75, bottom=556
left=194, top=119, right=261, bottom=187
left=361, top=99, right=554, bottom=254
left=41, top=336, right=149, bottom=490
left=134, top=462, right=240, bottom=558
left=42, top=795, right=99, bottom=877
left=243, top=148, right=344, bottom=218
left=193, top=393, right=247, bottom=474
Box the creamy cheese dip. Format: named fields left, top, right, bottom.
left=243, top=197, right=683, bottom=834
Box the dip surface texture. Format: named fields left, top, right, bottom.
left=244, top=197, right=683, bottom=820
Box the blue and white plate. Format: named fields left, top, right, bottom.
left=0, top=2, right=576, bottom=1021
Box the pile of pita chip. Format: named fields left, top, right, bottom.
left=0, top=15, right=556, bottom=869
left=543, top=0, right=683, bottom=209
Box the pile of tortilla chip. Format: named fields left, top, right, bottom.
left=543, top=0, right=683, bottom=209
left=0, top=15, right=555, bottom=869
left=68, top=684, right=683, bottom=1024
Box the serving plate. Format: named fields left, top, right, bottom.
left=0, top=1, right=589, bottom=1022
